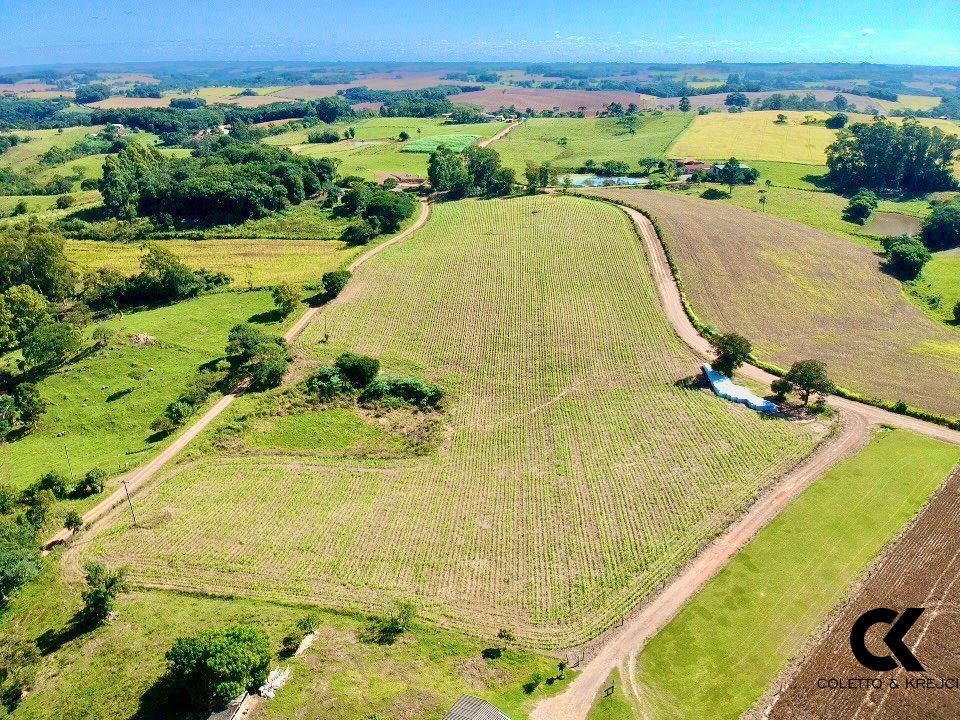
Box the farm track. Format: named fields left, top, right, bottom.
left=477, top=120, right=520, bottom=148
left=531, top=197, right=960, bottom=720
left=44, top=198, right=431, bottom=550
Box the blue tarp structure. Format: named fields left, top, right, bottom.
left=702, top=363, right=779, bottom=415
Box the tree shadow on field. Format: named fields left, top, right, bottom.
left=106, top=387, right=134, bottom=402
left=674, top=374, right=708, bottom=391
left=801, top=173, right=832, bottom=191
left=248, top=308, right=285, bottom=325
left=131, top=676, right=207, bottom=720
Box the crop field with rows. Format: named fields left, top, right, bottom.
left=494, top=115, right=692, bottom=175
left=89, top=195, right=824, bottom=648
left=581, top=188, right=960, bottom=418
left=402, top=133, right=480, bottom=153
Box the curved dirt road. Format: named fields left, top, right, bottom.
left=531, top=200, right=960, bottom=720
left=45, top=198, right=432, bottom=549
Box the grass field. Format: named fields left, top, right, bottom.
left=911, top=252, right=960, bottom=324
left=896, top=93, right=943, bottom=110
left=668, top=111, right=839, bottom=164
left=89, top=195, right=823, bottom=648
left=0, top=126, right=104, bottom=170
left=403, top=134, right=480, bottom=153
left=631, top=429, right=960, bottom=720
left=668, top=111, right=960, bottom=165
left=583, top=188, right=960, bottom=417
left=493, top=115, right=692, bottom=175
left=0, top=190, right=101, bottom=216
left=265, top=116, right=507, bottom=180
left=0, top=291, right=283, bottom=500
left=0, top=559, right=570, bottom=720
left=587, top=670, right=634, bottom=719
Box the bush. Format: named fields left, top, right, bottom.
left=78, top=562, right=128, bottom=626
left=76, top=468, right=107, bottom=497
left=35, top=470, right=70, bottom=499
left=824, top=113, right=848, bottom=129
left=306, top=366, right=351, bottom=401
left=271, top=282, right=300, bottom=317
left=884, top=235, right=931, bottom=280
left=55, top=195, right=74, bottom=210
left=921, top=203, right=960, bottom=250
left=771, top=378, right=793, bottom=400
left=165, top=625, right=272, bottom=710
left=954, top=300, right=960, bottom=324
left=843, top=189, right=879, bottom=224
left=64, top=510, right=83, bottom=533
left=306, top=129, right=340, bottom=144
left=700, top=187, right=730, bottom=200
left=359, top=375, right=443, bottom=408
left=335, top=352, right=380, bottom=388
left=0, top=519, right=41, bottom=603
left=340, top=219, right=378, bottom=246
left=321, top=270, right=351, bottom=299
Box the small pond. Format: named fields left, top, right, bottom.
left=558, top=174, right=649, bottom=188
left=865, top=211, right=922, bottom=237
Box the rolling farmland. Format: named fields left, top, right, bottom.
left=581, top=188, right=960, bottom=417
left=494, top=115, right=692, bottom=175
left=88, top=195, right=824, bottom=648
left=451, top=87, right=661, bottom=113
left=630, top=430, right=960, bottom=720
left=767, top=464, right=960, bottom=720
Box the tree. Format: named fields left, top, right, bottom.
left=825, top=113, right=848, bottom=129
left=64, top=510, right=83, bottom=534
left=524, top=162, right=553, bottom=193
left=0, top=284, right=50, bottom=350
left=0, top=635, right=40, bottom=707
left=921, top=203, right=960, bottom=250
left=335, top=352, right=380, bottom=387
left=843, top=188, right=879, bottom=224
left=340, top=220, right=377, bottom=246
left=13, top=383, right=44, bottom=427
left=637, top=157, right=659, bottom=176
left=306, top=129, right=339, bottom=144
left=883, top=235, right=931, bottom=280
left=775, top=113, right=788, bottom=124
left=0, top=519, right=40, bottom=603
left=321, top=270, right=351, bottom=300
left=21, top=322, right=80, bottom=368
left=23, top=489, right=54, bottom=528
left=954, top=300, right=960, bottom=325
left=77, top=468, right=107, bottom=497
left=78, top=562, right=128, bottom=626
left=271, top=282, right=300, bottom=317
left=833, top=94, right=849, bottom=111
left=784, top=360, right=835, bottom=405
left=398, top=131, right=410, bottom=141
left=249, top=341, right=289, bottom=390
left=724, top=92, right=750, bottom=108
left=427, top=145, right=470, bottom=197
left=35, top=470, right=69, bottom=499
left=165, top=625, right=272, bottom=710
left=225, top=324, right=290, bottom=390
left=74, top=84, right=112, bottom=104
left=711, top=333, right=752, bottom=377
left=363, top=190, right=417, bottom=232
left=678, top=96, right=691, bottom=112
left=0, top=484, right=16, bottom=514
left=0, top=395, right=13, bottom=434
left=497, top=628, right=515, bottom=649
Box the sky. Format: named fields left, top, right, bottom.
left=1, top=0, right=959, bottom=68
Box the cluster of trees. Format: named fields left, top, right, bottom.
left=39, top=126, right=128, bottom=168
left=427, top=145, right=515, bottom=198
left=338, top=182, right=419, bottom=245
left=882, top=235, right=931, bottom=280
left=0, top=133, right=27, bottom=155
left=0, top=166, right=76, bottom=198
left=307, top=351, right=443, bottom=409
left=306, top=128, right=340, bottom=144
left=843, top=188, right=879, bottom=224
left=225, top=323, right=290, bottom=390
left=825, top=118, right=960, bottom=193
left=921, top=202, right=960, bottom=250
left=711, top=332, right=834, bottom=406
left=124, top=83, right=163, bottom=98
left=100, top=139, right=339, bottom=226
left=80, top=243, right=230, bottom=310
left=338, top=86, right=475, bottom=118
left=74, top=83, right=112, bottom=105
left=169, top=96, right=207, bottom=109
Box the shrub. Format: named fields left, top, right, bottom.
left=0, top=484, right=16, bottom=514
left=0, top=519, right=41, bottom=603
left=64, top=510, right=83, bottom=533
left=335, top=352, right=380, bottom=387
left=76, top=468, right=107, bottom=496
left=306, top=366, right=351, bottom=401
left=271, top=282, right=301, bottom=317
left=843, top=189, right=879, bottom=224
left=340, top=219, right=378, bottom=246
left=954, top=300, right=960, bottom=324
left=35, top=470, right=70, bottom=499
left=824, top=113, right=848, bottom=129
left=700, top=187, right=730, bottom=200
left=360, top=375, right=443, bottom=408
left=921, top=203, right=960, bottom=250
left=321, top=270, right=351, bottom=299
left=771, top=378, right=793, bottom=400
left=307, top=129, right=340, bottom=144
left=165, top=625, right=271, bottom=710
left=884, top=235, right=931, bottom=280
left=55, top=195, right=74, bottom=210
left=78, top=562, right=128, bottom=626
left=13, top=382, right=44, bottom=427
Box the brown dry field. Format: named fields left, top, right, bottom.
left=87, top=93, right=287, bottom=109
left=766, top=468, right=960, bottom=720
left=581, top=189, right=960, bottom=417
left=0, top=81, right=56, bottom=93
left=451, top=87, right=660, bottom=113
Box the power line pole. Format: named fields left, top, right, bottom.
left=121, top=479, right=137, bottom=527
left=64, top=444, right=74, bottom=481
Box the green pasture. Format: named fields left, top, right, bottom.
left=632, top=430, right=960, bottom=719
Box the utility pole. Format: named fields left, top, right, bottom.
left=64, top=444, right=74, bottom=481
left=122, top=479, right=137, bottom=526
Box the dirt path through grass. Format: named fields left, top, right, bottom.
left=531, top=197, right=960, bottom=720
left=477, top=120, right=520, bottom=148
left=44, top=198, right=431, bottom=550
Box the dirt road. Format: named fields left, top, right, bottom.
left=44, top=198, right=431, bottom=550
left=531, top=200, right=960, bottom=720
left=477, top=120, right=520, bottom=148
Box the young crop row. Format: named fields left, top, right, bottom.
left=90, top=195, right=822, bottom=648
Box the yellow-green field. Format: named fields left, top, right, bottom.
left=493, top=115, right=693, bottom=175
left=668, top=110, right=960, bottom=165
left=896, top=93, right=942, bottom=111
left=89, top=195, right=823, bottom=648
left=0, top=126, right=105, bottom=169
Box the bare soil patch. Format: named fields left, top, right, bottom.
left=865, top=211, right=922, bottom=237
left=451, top=87, right=659, bottom=113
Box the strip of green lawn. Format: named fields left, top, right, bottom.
left=632, top=429, right=960, bottom=720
